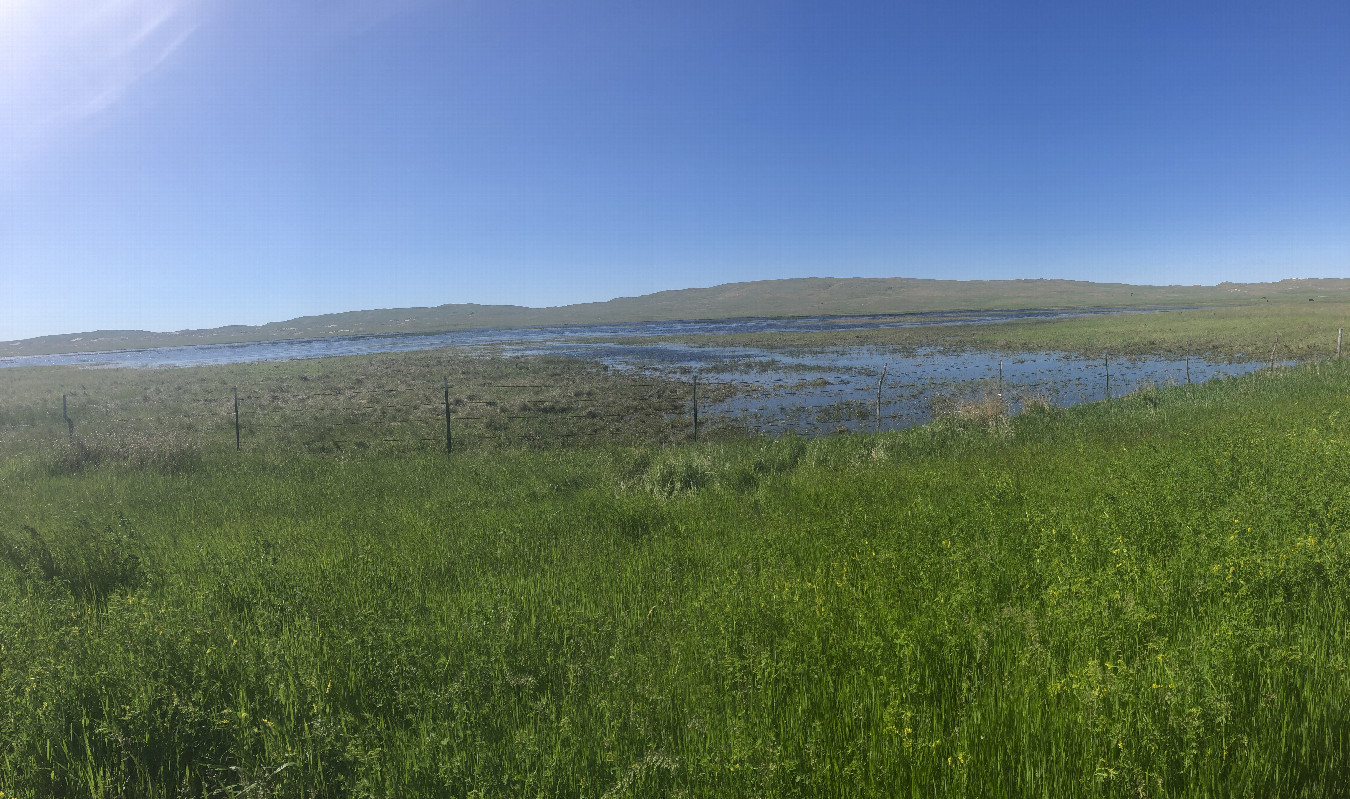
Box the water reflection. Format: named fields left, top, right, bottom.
left=507, top=341, right=1271, bottom=434
left=1, top=306, right=1172, bottom=370
left=691, top=349, right=1270, bottom=434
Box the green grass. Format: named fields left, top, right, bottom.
left=2, top=358, right=1349, bottom=796
left=669, top=299, right=1350, bottom=361
left=11, top=276, right=1350, bottom=357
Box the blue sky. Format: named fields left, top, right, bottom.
left=2, top=0, right=1348, bottom=340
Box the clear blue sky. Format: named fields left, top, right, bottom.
left=2, top=0, right=1348, bottom=341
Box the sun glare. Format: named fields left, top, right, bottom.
left=0, top=0, right=35, bottom=51
left=0, top=0, right=27, bottom=26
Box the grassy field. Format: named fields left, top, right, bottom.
left=0, top=351, right=734, bottom=467
left=10, top=277, right=1350, bottom=357
left=1, top=350, right=1348, bottom=796
left=673, top=298, right=1350, bottom=361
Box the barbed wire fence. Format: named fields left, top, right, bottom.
left=219, top=378, right=693, bottom=453
left=4, top=377, right=700, bottom=456
left=3, top=330, right=1343, bottom=456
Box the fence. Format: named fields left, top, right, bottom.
left=2, top=331, right=1341, bottom=458
left=2, top=375, right=703, bottom=458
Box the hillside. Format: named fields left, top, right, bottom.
left=8, top=276, right=1349, bottom=357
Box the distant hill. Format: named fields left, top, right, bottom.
left=7, top=276, right=1349, bottom=357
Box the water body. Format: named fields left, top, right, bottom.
left=506, top=340, right=1269, bottom=433
left=699, top=349, right=1268, bottom=434
left=1, top=307, right=1271, bottom=434
left=1, top=306, right=1170, bottom=370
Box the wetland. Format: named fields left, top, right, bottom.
left=0, top=306, right=1288, bottom=440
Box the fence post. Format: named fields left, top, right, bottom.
left=234, top=388, right=240, bottom=451
left=1339, top=328, right=1343, bottom=359
left=692, top=373, right=699, bottom=442
left=62, top=394, right=73, bottom=440
left=1104, top=351, right=1110, bottom=402
left=1270, top=336, right=1278, bottom=371
left=444, top=377, right=452, bottom=454
left=876, top=363, right=887, bottom=434
left=1185, top=342, right=1191, bottom=384
left=998, top=360, right=1003, bottom=395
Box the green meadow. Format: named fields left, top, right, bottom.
left=664, top=298, right=1350, bottom=362
left=2, top=349, right=1349, bottom=796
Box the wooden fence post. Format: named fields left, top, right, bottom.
left=62, top=394, right=73, bottom=439
left=444, top=378, right=452, bottom=454
left=1185, top=343, right=1191, bottom=385
left=1338, top=328, right=1343, bottom=359
left=692, top=373, right=699, bottom=442
left=1270, top=336, right=1279, bottom=371
left=234, top=388, right=240, bottom=451
left=875, top=364, right=887, bottom=434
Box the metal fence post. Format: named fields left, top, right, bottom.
left=1104, top=351, right=1110, bottom=402
left=444, top=377, right=452, bottom=454
left=875, top=364, right=887, bottom=434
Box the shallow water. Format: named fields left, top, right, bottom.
left=509, top=342, right=1271, bottom=434
left=694, top=349, right=1269, bottom=434
left=1, top=306, right=1169, bottom=370
left=1, top=307, right=1269, bottom=434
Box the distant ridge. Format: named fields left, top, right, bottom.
left=8, top=276, right=1350, bottom=357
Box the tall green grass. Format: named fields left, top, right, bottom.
left=1, top=361, right=1348, bottom=796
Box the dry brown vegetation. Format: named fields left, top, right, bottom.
left=0, top=349, right=735, bottom=465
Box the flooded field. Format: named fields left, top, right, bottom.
left=1, top=308, right=1276, bottom=437
left=700, top=349, right=1269, bottom=434
left=512, top=341, right=1272, bottom=434
left=0, top=306, right=1173, bottom=369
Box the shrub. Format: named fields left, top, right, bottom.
left=1019, top=390, right=1055, bottom=415
left=930, top=391, right=1009, bottom=426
